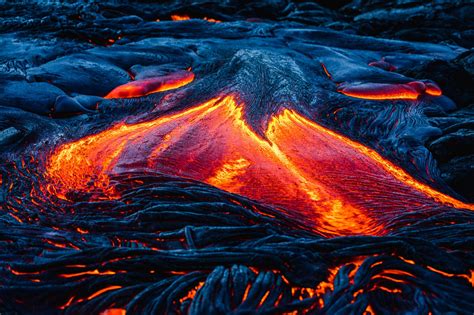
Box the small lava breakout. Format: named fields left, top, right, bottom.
left=1, top=1, right=473, bottom=314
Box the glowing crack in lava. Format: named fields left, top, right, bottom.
left=45, top=95, right=474, bottom=236
left=104, top=71, right=194, bottom=99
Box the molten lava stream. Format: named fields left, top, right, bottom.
left=45, top=95, right=474, bottom=237
left=338, top=81, right=442, bottom=100
left=104, top=71, right=194, bottom=99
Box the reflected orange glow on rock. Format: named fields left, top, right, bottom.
left=46, top=95, right=473, bottom=236
left=368, top=59, right=397, bottom=72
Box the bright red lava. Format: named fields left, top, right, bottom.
left=46, top=95, right=473, bottom=237
left=338, top=81, right=442, bottom=100
left=104, top=71, right=194, bottom=99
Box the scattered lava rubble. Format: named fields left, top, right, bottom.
left=0, top=1, right=474, bottom=314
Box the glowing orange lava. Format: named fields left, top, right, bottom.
left=59, top=269, right=116, bottom=278
left=424, top=82, right=442, bottom=96
left=171, top=14, right=190, bottom=21
left=46, top=95, right=473, bottom=236
left=179, top=281, right=205, bottom=304
left=204, top=17, right=221, bottom=23
left=104, top=71, right=194, bottom=99
left=100, top=309, right=126, bottom=315
left=169, top=14, right=220, bottom=22
left=87, top=286, right=122, bottom=300
left=338, top=81, right=442, bottom=100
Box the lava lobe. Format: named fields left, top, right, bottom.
left=46, top=94, right=473, bottom=237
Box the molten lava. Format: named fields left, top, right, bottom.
left=46, top=95, right=473, bottom=236
left=104, top=71, right=194, bottom=99
left=338, top=81, right=442, bottom=100
left=204, top=17, right=221, bottom=23
left=100, top=309, right=126, bottom=315
left=171, top=14, right=190, bottom=21
left=169, top=14, right=221, bottom=22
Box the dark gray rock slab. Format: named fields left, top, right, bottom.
left=26, top=54, right=130, bottom=96
left=0, top=81, right=65, bottom=114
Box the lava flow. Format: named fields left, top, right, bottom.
left=104, top=71, right=194, bottom=99
left=170, top=14, right=221, bottom=22
left=45, top=94, right=474, bottom=237
left=338, top=81, right=442, bottom=100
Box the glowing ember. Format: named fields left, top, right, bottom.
left=338, top=81, right=442, bottom=100
left=45, top=95, right=473, bottom=236
left=104, top=71, right=194, bottom=99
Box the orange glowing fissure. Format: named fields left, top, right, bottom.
left=59, top=269, right=117, bottom=278
left=87, top=286, right=122, bottom=300
left=45, top=95, right=474, bottom=236
left=104, top=71, right=194, bottom=99
left=59, top=286, right=122, bottom=310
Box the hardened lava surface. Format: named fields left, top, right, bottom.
left=1, top=1, right=474, bottom=314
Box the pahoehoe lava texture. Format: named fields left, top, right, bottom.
left=1, top=1, right=474, bottom=314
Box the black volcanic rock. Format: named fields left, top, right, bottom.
left=0, top=81, right=65, bottom=114
left=456, top=50, right=474, bottom=76
left=345, top=0, right=474, bottom=47
left=427, top=104, right=474, bottom=201
left=439, top=155, right=474, bottom=201
left=400, top=58, right=474, bottom=109
left=429, top=128, right=474, bottom=162
left=0, top=126, right=21, bottom=146
left=26, top=54, right=130, bottom=96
